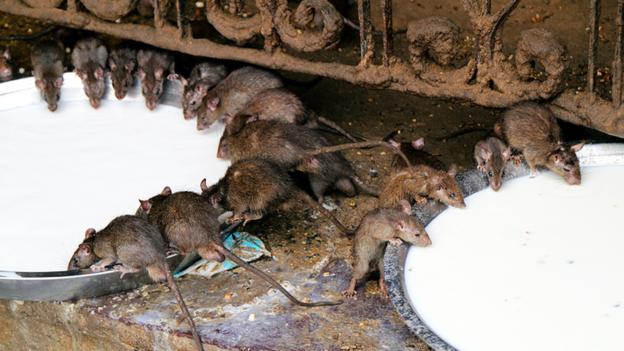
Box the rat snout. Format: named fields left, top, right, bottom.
left=114, top=89, right=125, bottom=100
left=566, top=176, right=581, bottom=185
left=89, top=98, right=101, bottom=109
left=217, top=146, right=227, bottom=159
left=455, top=200, right=466, bottom=209
left=197, top=120, right=207, bottom=131
left=490, top=179, right=502, bottom=191
left=183, top=109, right=194, bottom=120
left=47, top=101, right=58, bottom=112
left=419, top=231, right=432, bottom=247
left=0, top=66, right=12, bottom=80
left=146, top=100, right=157, bottom=111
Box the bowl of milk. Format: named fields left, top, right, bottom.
left=0, top=74, right=229, bottom=300
left=385, top=143, right=624, bottom=351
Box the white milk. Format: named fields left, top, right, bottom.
left=404, top=166, right=624, bottom=351
left=0, top=76, right=229, bottom=272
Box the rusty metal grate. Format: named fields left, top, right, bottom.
left=1, top=0, right=623, bottom=137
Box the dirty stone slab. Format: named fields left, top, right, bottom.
left=0, top=258, right=428, bottom=351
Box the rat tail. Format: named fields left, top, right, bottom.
left=350, top=175, right=380, bottom=197
left=315, top=114, right=364, bottom=142
left=306, top=140, right=411, bottom=168
left=163, top=264, right=204, bottom=351
left=215, top=245, right=343, bottom=307
left=298, top=191, right=354, bottom=235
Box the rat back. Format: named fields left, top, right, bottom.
left=221, top=158, right=295, bottom=215
left=235, top=87, right=308, bottom=125
left=93, top=215, right=166, bottom=269
left=498, top=102, right=561, bottom=156
left=188, top=62, right=227, bottom=87
left=71, top=37, right=108, bottom=70
left=31, top=40, right=64, bottom=78
left=215, top=67, right=283, bottom=113
left=147, top=191, right=220, bottom=252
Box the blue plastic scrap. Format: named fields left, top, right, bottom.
left=174, top=232, right=271, bottom=278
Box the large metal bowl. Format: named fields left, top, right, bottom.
left=0, top=74, right=209, bottom=302
left=384, top=143, right=624, bottom=350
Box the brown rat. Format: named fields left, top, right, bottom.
left=217, top=120, right=378, bottom=202
left=384, top=131, right=446, bottom=171
left=72, top=38, right=108, bottom=109
left=378, top=164, right=465, bottom=209
left=0, top=48, right=12, bottom=82
left=196, top=67, right=283, bottom=130
left=226, top=87, right=360, bottom=142
left=343, top=200, right=431, bottom=299
left=137, top=49, right=175, bottom=111
left=494, top=102, right=584, bottom=184
left=169, top=62, right=228, bottom=120
left=67, top=215, right=204, bottom=351
left=474, top=137, right=511, bottom=191
left=202, top=158, right=353, bottom=235
left=108, top=47, right=136, bottom=100
left=31, top=40, right=65, bottom=112
left=137, top=186, right=343, bottom=306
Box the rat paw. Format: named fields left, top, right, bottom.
left=389, top=238, right=403, bottom=246
left=165, top=247, right=180, bottom=256
left=342, top=290, right=358, bottom=300
left=225, top=215, right=243, bottom=225
left=89, top=264, right=107, bottom=273
left=415, top=197, right=428, bottom=205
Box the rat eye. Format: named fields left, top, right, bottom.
left=449, top=193, right=456, bottom=199
left=437, top=185, right=443, bottom=191
left=502, top=171, right=506, bottom=177
left=190, top=100, right=196, bottom=106
left=563, top=167, right=571, bottom=172
left=487, top=171, right=493, bottom=177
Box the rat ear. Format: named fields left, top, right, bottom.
left=139, top=199, right=152, bottom=212
left=154, top=68, right=164, bottom=80
left=397, top=199, right=412, bottom=215
left=138, top=68, right=145, bottom=80
left=245, top=114, right=259, bottom=124
left=2, top=48, right=10, bottom=60
left=84, top=228, right=96, bottom=239
left=394, top=220, right=405, bottom=231
left=387, top=138, right=400, bottom=148
left=411, top=137, right=425, bottom=150
left=54, top=77, right=63, bottom=88
left=479, top=147, right=492, bottom=161
left=200, top=178, right=208, bottom=192
left=305, top=157, right=321, bottom=170
left=550, top=153, right=562, bottom=164
left=502, top=147, right=512, bottom=160
left=35, top=79, right=44, bottom=89
left=95, top=67, right=104, bottom=79
left=109, top=61, right=117, bottom=70
left=448, top=164, right=458, bottom=177
left=207, top=96, right=220, bottom=111
left=161, top=186, right=172, bottom=196
left=194, top=84, right=207, bottom=94
left=78, top=243, right=91, bottom=255
left=222, top=113, right=234, bottom=125
left=571, top=142, right=585, bottom=153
